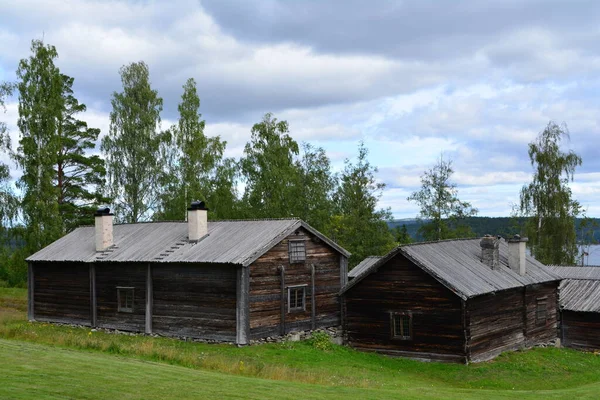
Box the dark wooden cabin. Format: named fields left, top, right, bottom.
left=27, top=206, right=349, bottom=344
left=342, top=236, right=560, bottom=363
left=547, top=266, right=600, bottom=351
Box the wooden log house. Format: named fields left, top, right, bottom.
left=27, top=203, right=350, bottom=344
left=546, top=266, right=600, bottom=351
left=342, top=235, right=561, bottom=363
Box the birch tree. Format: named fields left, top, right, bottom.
left=519, top=121, right=582, bottom=265
left=102, top=61, right=164, bottom=223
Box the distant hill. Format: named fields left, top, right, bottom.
left=389, top=217, right=600, bottom=243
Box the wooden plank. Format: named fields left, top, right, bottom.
left=27, top=263, right=34, bottom=321
left=280, top=265, right=285, bottom=335
left=90, top=264, right=97, bottom=327
left=236, top=266, right=250, bottom=345
left=145, top=264, right=153, bottom=334
left=311, top=264, right=316, bottom=330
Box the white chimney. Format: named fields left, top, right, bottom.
left=95, top=208, right=114, bottom=252
left=480, top=235, right=500, bottom=270
left=188, top=200, right=208, bottom=242
left=508, top=235, right=528, bottom=276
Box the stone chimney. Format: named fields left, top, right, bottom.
left=480, top=235, right=500, bottom=270
left=188, top=200, right=208, bottom=242
left=95, top=207, right=114, bottom=252
left=508, top=235, right=528, bottom=276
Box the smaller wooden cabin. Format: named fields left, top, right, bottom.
left=342, top=236, right=561, bottom=363
left=26, top=205, right=350, bottom=344
left=547, top=266, right=600, bottom=351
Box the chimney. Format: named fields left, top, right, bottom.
left=95, top=207, right=114, bottom=252
left=188, top=200, right=208, bottom=242
left=480, top=234, right=500, bottom=270
left=508, top=234, right=528, bottom=276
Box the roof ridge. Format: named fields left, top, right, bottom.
left=400, top=237, right=480, bottom=247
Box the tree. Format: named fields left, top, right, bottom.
left=155, top=78, right=237, bottom=220
left=240, top=113, right=301, bottom=218
left=56, top=74, right=106, bottom=230
left=519, top=121, right=582, bottom=265
left=15, top=40, right=64, bottom=252
left=295, top=143, right=336, bottom=232
left=408, top=155, right=477, bottom=241
left=393, top=224, right=413, bottom=245
left=328, top=142, right=395, bottom=267
left=102, top=61, right=164, bottom=223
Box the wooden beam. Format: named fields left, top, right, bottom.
left=340, top=255, right=348, bottom=287
left=90, top=264, right=97, bottom=327
left=311, top=264, right=316, bottom=330
left=279, top=265, right=286, bottom=336
left=145, top=264, right=153, bottom=334
left=27, top=263, right=34, bottom=321
left=236, top=266, right=250, bottom=345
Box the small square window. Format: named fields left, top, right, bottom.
left=117, top=287, right=134, bottom=313
left=289, top=240, right=306, bottom=263
left=288, top=286, right=306, bottom=312
left=536, top=298, right=547, bottom=326
left=391, top=312, right=412, bottom=340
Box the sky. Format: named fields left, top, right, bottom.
left=1, top=0, right=599, bottom=219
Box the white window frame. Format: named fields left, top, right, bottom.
left=117, top=287, right=135, bottom=313
left=288, top=240, right=306, bottom=263
left=287, top=285, right=307, bottom=313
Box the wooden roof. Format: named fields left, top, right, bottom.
left=560, top=279, right=600, bottom=312
left=27, top=219, right=350, bottom=266
left=342, top=238, right=560, bottom=300
left=348, top=256, right=381, bottom=279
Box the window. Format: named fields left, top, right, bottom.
left=117, top=287, right=134, bottom=313
left=288, top=240, right=306, bottom=263
left=536, top=297, right=547, bottom=326
left=391, top=312, right=412, bottom=340
left=288, top=286, right=306, bottom=312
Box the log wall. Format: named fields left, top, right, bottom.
left=95, top=263, right=147, bottom=332
left=152, top=264, right=237, bottom=341
left=32, top=262, right=90, bottom=325
left=466, top=288, right=525, bottom=362
left=561, top=311, right=600, bottom=351
left=248, top=227, right=342, bottom=339
left=344, top=253, right=466, bottom=362
left=524, top=282, right=559, bottom=346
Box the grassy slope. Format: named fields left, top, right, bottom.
left=3, top=339, right=600, bottom=400
left=3, top=288, right=600, bottom=399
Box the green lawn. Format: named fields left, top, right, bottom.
left=2, top=288, right=600, bottom=399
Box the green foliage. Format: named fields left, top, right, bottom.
left=240, top=113, right=301, bottom=218
left=102, top=61, right=164, bottom=223
left=408, top=155, right=477, bottom=241
left=15, top=40, right=64, bottom=252
left=155, top=78, right=238, bottom=221
left=519, top=122, right=582, bottom=265
left=392, top=224, right=413, bottom=244
left=328, top=143, right=396, bottom=266
left=308, top=331, right=333, bottom=351
left=55, top=74, right=106, bottom=231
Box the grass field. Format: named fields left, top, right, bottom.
left=2, top=288, right=600, bottom=399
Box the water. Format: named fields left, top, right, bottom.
left=580, top=244, right=600, bottom=266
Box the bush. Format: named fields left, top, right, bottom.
left=309, top=331, right=333, bottom=351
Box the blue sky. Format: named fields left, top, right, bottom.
left=1, top=0, right=599, bottom=218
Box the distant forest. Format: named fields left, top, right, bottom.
left=389, top=217, right=600, bottom=243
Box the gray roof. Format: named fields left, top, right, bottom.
left=349, top=256, right=381, bottom=279
left=546, top=266, right=600, bottom=280
left=342, top=238, right=560, bottom=300
left=559, top=279, right=600, bottom=312
left=27, top=219, right=349, bottom=266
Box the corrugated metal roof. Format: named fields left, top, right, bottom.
left=27, top=219, right=349, bottom=266
left=559, top=279, right=600, bottom=312
left=342, top=238, right=560, bottom=300
left=546, top=266, right=600, bottom=280
left=348, top=256, right=381, bottom=279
